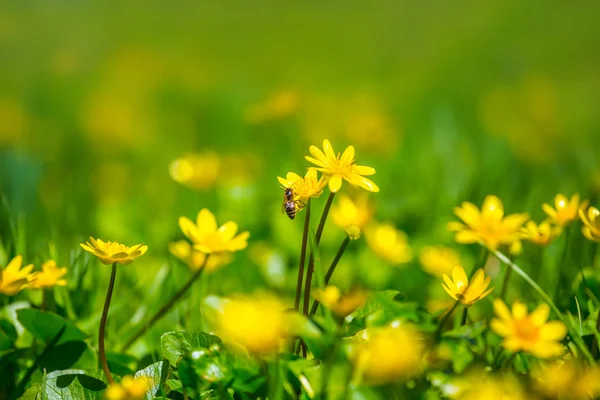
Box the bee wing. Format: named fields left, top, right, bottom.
left=281, top=200, right=286, bottom=213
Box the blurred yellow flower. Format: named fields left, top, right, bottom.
left=244, top=89, right=299, bottom=124
left=179, top=209, right=250, bottom=254
left=28, top=260, right=67, bottom=289
left=80, top=238, right=148, bottom=265
left=532, top=360, right=600, bottom=400
left=579, top=205, right=600, bottom=242
left=330, top=194, right=373, bottom=230
left=0, top=255, right=35, bottom=296
left=104, top=375, right=149, bottom=400
left=169, top=153, right=221, bottom=191
left=365, top=223, right=412, bottom=265
left=277, top=168, right=327, bottom=204
left=491, top=299, right=566, bottom=358
left=312, top=286, right=369, bottom=317
left=520, top=220, right=562, bottom=246
left=451, top=370, right=528, bottom=400
left=543, top=193, right=587, bottom=227
left=218, top=296, right=287, bottom=354
left=305, top=139, right=379, bottom=193
left=168, top=240, right=231, bottom=273
left=351, top=323, right=424, bottom=385
left=0, top=97, right=27, bottom=146
left=509, top=239, right=523, bottom=256
left=448, top=195, right=529, bottom=250
left=419, top=246, right=461, bottom=276
left=442, top=266, right=493, bottom=307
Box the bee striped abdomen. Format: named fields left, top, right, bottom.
left=284, top=201, right=297, bottom=219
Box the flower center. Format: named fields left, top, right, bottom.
left=514, top=317, right=539, bottom=343
left=327, top=157, right=354, bottom=175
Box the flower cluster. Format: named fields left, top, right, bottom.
left=1, top=256, right=68, bottom=296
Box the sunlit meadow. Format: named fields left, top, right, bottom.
left=2, top=2, right=600, bottom=400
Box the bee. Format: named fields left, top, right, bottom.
left=282, top=186, right=305, bottom=220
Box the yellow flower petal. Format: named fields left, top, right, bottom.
left=493, top=299, right=512, bottom=321
left=340, top=145, right=355, bottom=163
left=530, top=303, right=550, bottom=325
left=353, top=165, right=376, bottom=176
left=539, top=321, right=567, bottom=341
left=309, top=145, right=327, bottom=162
left=482, top=195, right=504, bottom=219
left=196, top=208, right=218, bottom=236
left=452, top=266, right=468, bottom=291
left=322, top=139, right=336, bottom=159
left=328, top=175, right=343, bottom=192
left=512, top=302, right=527, bottom=320
left=179, top=217, right=202, bottom=243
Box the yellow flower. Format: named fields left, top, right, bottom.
left=305, top=139, right=379, bottom=193
left=330, top=194, right=373, bottom=230
left=351, top=323, right=424, bottom=385
left=0, top=255, right=35, bottom=295
left=244, top=89, right=299, bottom=124
left=491, top=299, right=567, bottom=358
left=217, top=296, right=287, bottom=354
left=179, top=209, right=250, bottom=254
left=579, top=205, right=600, bottom=242
left=312, top=286, right=369, bottom=317
left=448, top=195, right=529, bottom=250
left=419, top=246, right=461, bottom=276
left=532, top=360, right=600, bottom=400
left=104, top=375, right=149, bottom=400
left=543, top=193, right=588, bottom=227
left=80, top=237, right=148, bottom=265
left=365, top=223, right=412, bottom=265
left=28, top=260, right=67, bottom=289
left=168, top=240, right=231, bottom=273
left=169, top=153, right=220, bottom=191
left=520, top=220, right=562, bottom=246
left=442, top=266, right=494, bottom=307
left=277, top=168, right=327, bottom=204
left=451, top=370, right=528, bottom=400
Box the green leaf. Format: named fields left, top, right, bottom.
left=442, top=321, right=486, bottom=339
left=42, top=369, right=107, bottom=400
left=134, top=361, right=164, bottom=399
left=17, top=309, right=88, bottom=345
left=0, top=318, right=17, bottom=350
left=106, top=353, right=136, bottom=377
left=161, top=331, right=222, bottom=366
left=352, top=290, right=403, bottom=318
left=18, top=385, right=41, bottom=400
left=39, top=341, right=88, bottom=372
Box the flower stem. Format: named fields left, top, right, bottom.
left=294, top=200, right=311, bottom=312
left=309, top=236, right=350, bottom=316
left=434, top=300, right=460, bottom=339
left=303, top=192, right=336, bottom=316
left=99, top=263, right=117, bottom=384
left=461, top=307, right=468, bottom=326
left=491, top=249, right=595, bottom=364
left=121, top=255, right=210, bottom=352
left=470, top=247, right=489, bottom=277
left=499, top=263, right=512, bottom=301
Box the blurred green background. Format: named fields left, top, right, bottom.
left=1, top=1, right=600, bottom=350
